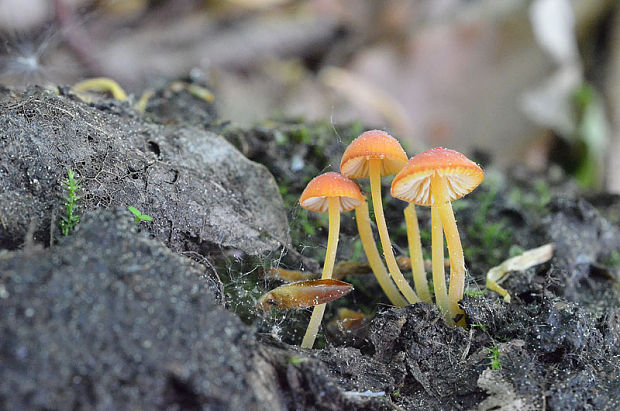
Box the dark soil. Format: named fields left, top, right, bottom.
left=1, top=86, right=618, bottom=410
left=0, top=86, right=288, bottom=255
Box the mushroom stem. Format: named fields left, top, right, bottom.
left=404, top=203, right=432, bottom=303
left=431, top=204, right=450, bottom=322
left=301, top=304, right=326, bottom=349
left=369, top=159, right=419, bottom=304
left=355, top=201, right=407, bottom=307
left=321, top=197, right=341, bottom=280
left=301, top=197, right=341, bottom=348
left=430, top=172, right=466, bottom=325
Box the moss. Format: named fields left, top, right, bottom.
left=508, top=179, right=551, bottom=214
left=463, top=181, right=513, bottom=267
left=464, top=289, right=486, bottom=298
left=604, top=250, right=620, bottom=267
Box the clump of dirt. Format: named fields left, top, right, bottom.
left=0, top=86, right=289, bottom=255
left=0, top=209, right=262, bottom=409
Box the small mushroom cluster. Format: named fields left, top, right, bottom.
left=259, top=130, right=484, bottom=348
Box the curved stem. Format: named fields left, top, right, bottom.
left=430, top=173, right=466, bottom=326
left=369, top=159, right=419, bottom=304
left=405, top=203, right=432, bottom=303
left=355, top=201, right=407, bottom=307
left=301, top=197, right=340, bottom=348
left=431, top=204, right=450, bottom=322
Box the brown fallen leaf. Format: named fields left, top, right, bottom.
left=257, top=279, right=353, bottom=312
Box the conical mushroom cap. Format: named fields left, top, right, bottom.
left=340, top=130, right=408, bottom=179
left=391, top=148, right=484, bottom=206
left=300, top=172, right=364, bottom=213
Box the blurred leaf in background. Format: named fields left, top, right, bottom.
left=573, top=83, right=609, bottom=190
left=522, top=0, right=610, bottom=190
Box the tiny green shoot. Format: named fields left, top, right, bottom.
left=488, top=345, right=501, bottom=370
left=60, top=168, right=81, bottom=236
left=128, top=206, right=153, bottom=225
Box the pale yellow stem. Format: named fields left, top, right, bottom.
left=430, top=173, right=466, bottom=326
left=431, top=204, right=450, bottom=323
left=355, top=201, right=407, bottom=307
left=405, top=203, right=432, bottom=303
left=320, top=197, right=341, bottom=281
left=369, top=159, right=419, bottom=304
left=301, top=304, right=325, bottom=349
left=73, top=77, right=128, bottom=101
left=301, top=197, right=340, bottom=348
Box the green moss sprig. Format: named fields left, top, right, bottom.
left=60, top=168, right=81, bottom=236
left=488, top=344, right=501, bottom=370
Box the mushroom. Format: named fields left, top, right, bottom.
left=299, top=172, right=364, bottom=348
left=391, top=148, right=484, bottom=325
left=340, top=130, right=420, bottom=304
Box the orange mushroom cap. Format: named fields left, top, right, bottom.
left=340, top=130, right=409, bottom=178
left=300, top=172, right=364, bottom=213
left=391, top=148, right=484, bottom=206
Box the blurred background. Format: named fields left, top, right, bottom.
left=0, top=0, right=618, bottom=193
